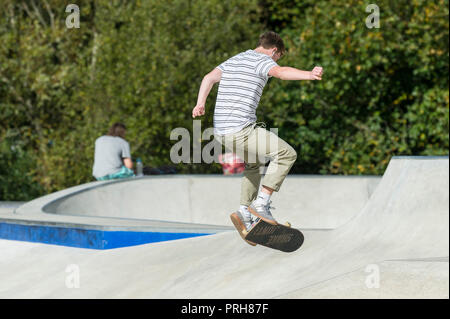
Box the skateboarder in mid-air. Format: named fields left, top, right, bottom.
left=192, top=31, right=323, bottom=233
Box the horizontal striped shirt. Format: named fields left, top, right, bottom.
left=214, top=50, right=278, bottom=135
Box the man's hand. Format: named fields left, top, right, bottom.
left=192, top=104, right=205, bottom=118
left=310, top=66, right=323, bottom=80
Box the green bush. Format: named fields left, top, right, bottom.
left=0, top=133, right=45, bottom=201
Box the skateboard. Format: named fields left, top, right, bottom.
left=230, top=212, right=304, bottom=253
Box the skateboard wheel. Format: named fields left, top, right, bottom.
left=284, top=222, right=291, bottom=227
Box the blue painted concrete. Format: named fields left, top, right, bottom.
left=0, top=222, right=211, bottom=249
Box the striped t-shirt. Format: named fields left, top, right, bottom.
left=213, top=50, right=278, bottom=135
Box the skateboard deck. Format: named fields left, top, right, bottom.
left=230, top=212, right=304, bottom=253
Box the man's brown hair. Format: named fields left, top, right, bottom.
left=257, top=31, right=286, bottom=56
left=107, top=122, right=127, bottom=139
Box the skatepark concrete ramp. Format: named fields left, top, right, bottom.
left=35, top=175, right=380, bottom=228
left=1, top=174, right=379, bottom=248
left=0, top=156, right=447, bottom=298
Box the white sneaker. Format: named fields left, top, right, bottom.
left=248, top=200, right=277, bottom=225
left=239, top=206, right=256, bottom=230
left=230, top=211, right=257, bottom=246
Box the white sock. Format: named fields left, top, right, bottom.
left=240, top=205, right=252, bottom=220
left=255, top=190, right=271, bottom=205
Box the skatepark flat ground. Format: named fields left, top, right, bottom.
left=0, top=156, right=448, bottom=298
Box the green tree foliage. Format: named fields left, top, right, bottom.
left=259, top=0, right=449, bottom=174
left=0, top=134, right=44, bottom=200
left=0, top=0, right=448, bottom=200
left=0, top=0, right=261, bottom=197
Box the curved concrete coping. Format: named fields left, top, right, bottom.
left=12, top=174, right=381, bottom=229
left=2, top=174, right=382, bottom=248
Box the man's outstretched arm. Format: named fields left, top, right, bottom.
left=269, top=66, right=323, bottom=81
left=192, top=68, right=222, bottom=118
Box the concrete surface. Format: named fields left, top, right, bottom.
left=17, top=175, right=381, bottom=229
left=278, top=259, right=449, bottom=299
left=0, top=156, right=448, bottom=298
left=0, top=202, right=24, bottom=214
left=1, top=175, right=379, bottom=248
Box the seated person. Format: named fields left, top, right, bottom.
left=92, top=122, right=135, bottom=181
